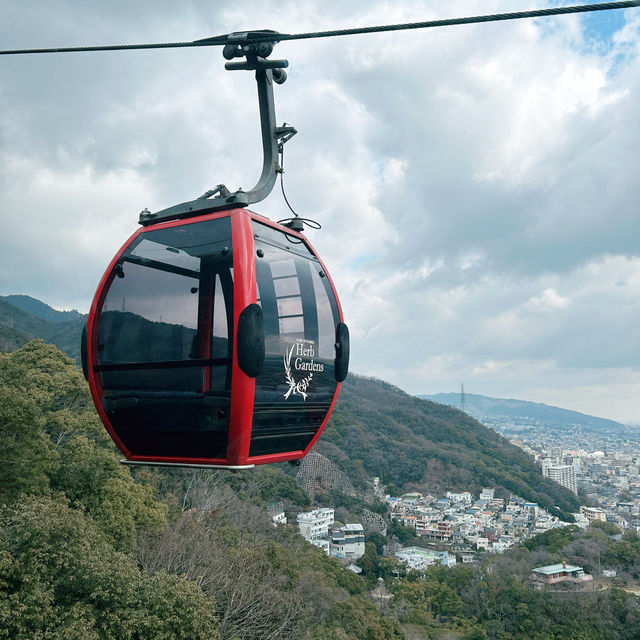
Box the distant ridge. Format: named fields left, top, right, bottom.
left=419, top=392, right=624, bottom=434
left=2, top=295, right=84, bottom=323
left=0, top=295, right=86, bottom=362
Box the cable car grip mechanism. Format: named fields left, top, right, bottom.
left=140, top=32, right=296, bottom=226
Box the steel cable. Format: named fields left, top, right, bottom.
left=1, top=2, right=639, bottom=56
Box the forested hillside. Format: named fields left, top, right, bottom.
left=0, top=296, right=85, bottom=361
left=0, top=341, right=403, bottom=639
left=1, top=341, right=638, bottom=640
left=321, top=376, right=580, bottom=521
left=2, top=295, right=84, bottom=323
left=0, top=294, right=580, bottom=520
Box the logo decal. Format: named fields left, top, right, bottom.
left=283, top=339, right=324, bottom=400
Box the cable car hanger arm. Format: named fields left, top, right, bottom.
left=139, top=36, right=296, bottom=226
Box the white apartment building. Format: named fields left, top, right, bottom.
left=331, top=524, right=365, bottom=560
left=475, top=537, right=490, bottom=551
left=311, top=539, right=330, bottom=555
left=542, top=460, right=578, bottom=495
left=266, top=502, right=287, bottom=526
left=580, top=506, right=607, bottom=523
left=297, top=508, right=334, bottom=541
left=447, top=491, right=473, bottom=505
left=395, top=547, right=455, bottom=570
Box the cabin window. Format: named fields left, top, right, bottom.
left=94, top=217, right=234, bottom=459
left=251, top=221, right=340, bottom=456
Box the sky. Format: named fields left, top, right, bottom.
left=1, top=1, right=639, bottom=423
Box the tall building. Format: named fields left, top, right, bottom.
left=542, top=459, right=578, bottom=495
left=297, top=508, right=334, bottom=541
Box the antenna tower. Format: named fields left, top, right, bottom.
left=460, top=382, right=466, bottom=413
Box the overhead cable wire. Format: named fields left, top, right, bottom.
left=277, top=1, right=640, bottom=42
left=1, top=1, right=639, bottom=56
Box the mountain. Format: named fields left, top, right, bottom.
left=420, top=392, right=625, bottom=435
left=3, top=294, right=84, bottom=323
left=320, top=376, right=580, bottom=521
left=4, top=340, right=632, bottom=640
left=0, top=295, right=580, bottom=520
left=0, top=296, right=86, bottom=363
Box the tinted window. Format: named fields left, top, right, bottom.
left=252, top=222, right=340, bottom=456
left=99, top=261, right=199, bottom=367
left=95, top=217, right=233, bottom=459
left=253, top=221, right=317, bottom=260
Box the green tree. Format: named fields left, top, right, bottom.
left=603, top=537, right=640, bottom=569
left=357, top=542, right=380, bottom=587
left=385, top=483, right=402, bottom=498
left=462, top=628, right=488, bottom=640
left=0, top=495, right=219, bottom=640
left=1, top=341, right=167, bottom=550
left=7, top=341, right=105, bottom=443
left=377, top=556, right=403, bottom=581
left=0, top=370, right=56, bottom=502
left=367, top=531, right=387, bottom=555
left=522, top=525, right=580, bottom=552
left=51, top=434, right=167, bottom=550
left=589, top=520, right=621, bottom=536
left=388, top=520, right=417, bottom=544
left=318, top=597, right=404, bottom=640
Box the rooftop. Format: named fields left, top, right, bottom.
left=533, top=563, right=583, bottom=575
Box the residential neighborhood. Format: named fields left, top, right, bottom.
left=286, top=458, right=639, bottom=575
left=269, top=413, right=640, bottom=581
left=287, top=485, right=567, bottom=570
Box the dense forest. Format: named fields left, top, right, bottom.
left=0, top=341, right=398, bottom=639
left=2, top=340, right=639, bottom=639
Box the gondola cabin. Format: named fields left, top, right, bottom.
left=84, top=208, right=349, bottom=468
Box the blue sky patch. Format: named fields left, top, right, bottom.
left=580, top=8, right=626, bottom=53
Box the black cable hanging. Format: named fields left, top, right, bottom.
left=277, top=143, right=321, bottom=233
left=1, top=1, right=639, bottom=56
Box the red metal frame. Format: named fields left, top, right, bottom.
left=226, top=211, right=255, bottom=465
left=86, top=208, right=345, bottom=467
left=243, top=211, right=344, bottom=466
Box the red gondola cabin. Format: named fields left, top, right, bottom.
left=84, top=208, right=349, bottom=468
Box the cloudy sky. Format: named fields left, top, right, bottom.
left=1, top=1, right=639, bottom=422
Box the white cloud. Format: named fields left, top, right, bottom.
left=524, top=288, right=570, bottom=312
left=1, top=0, right=639, bottom=421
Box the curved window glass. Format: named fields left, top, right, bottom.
left=252, top=221, right=340, bottom=456
left=95, top=217, right=233, bottom=459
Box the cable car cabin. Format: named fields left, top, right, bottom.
left=84, top=208, right=349, bottom=469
